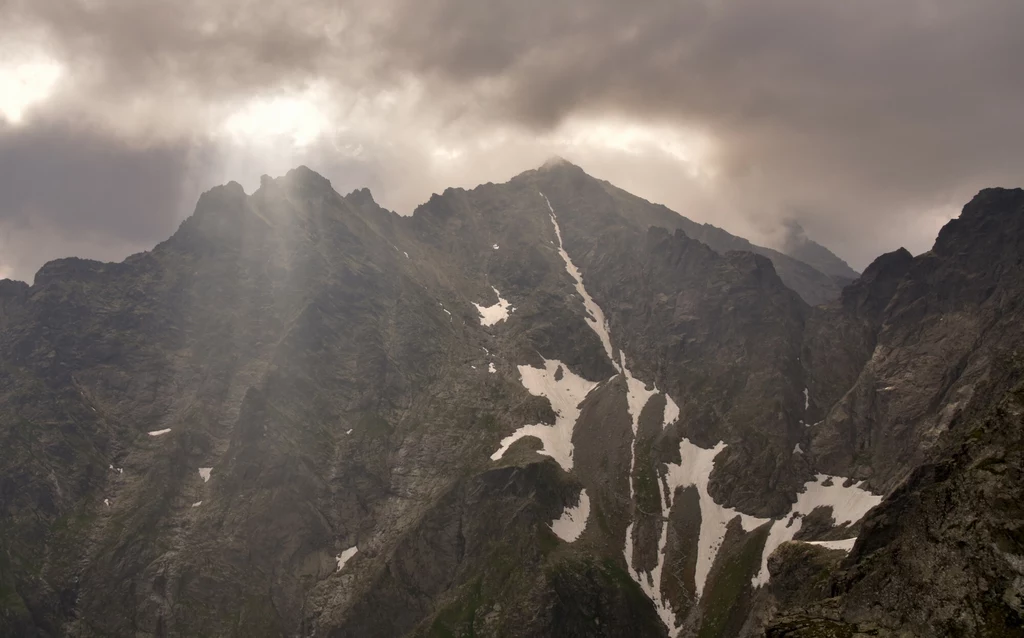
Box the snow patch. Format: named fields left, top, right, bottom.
left=488, top=362, right=496, bottom=374
left=663, top=395, right=680, bottom=428
left=346, top=428, right=353, bottom=435
left=490, top=358, right=597, bottom=471
left=104, top=498, right=110, bottom=507
left=542, top=193, right=619, bottom=369
left=336, top=546, right=358, bottom=571
left=192, top=501, right=202, bottom=507
left=474, top=286, right=513, bottom=326
left=550, top=489, right=590, bottom=542
left=805, top=537, right=857, bottom=552
left=752, top=474, right=882, bottom=587
left=148, top=428, right=171, bottom=437
left=793, top=443, right=804, bottom=454
left=621, top=353, right=657, bottom=435
left=493, top=243, right=500, bottom=250
left=619, top=352, right=660, bottom=502
left=403, top=251, right=409, bottom=259
left=198, top=467, right=212, bottom=482
left=803, top=387, right=810, bottom=411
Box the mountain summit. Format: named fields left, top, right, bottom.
left=1, top=165, right=1022, bottom=637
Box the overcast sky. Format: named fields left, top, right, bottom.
left=2, top=0, right=1023, bottom=282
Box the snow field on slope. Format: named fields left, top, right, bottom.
left=805, top=537, right=857, bottom=551
left=544, top=192, right=684, bottom=632
left=490, top=358, right=598, bottom=471
left=618, top=397, right=692, bottom=634
left=550, top=488, right=591, bottom=542
left=664, top=439, right=770, bottom=599
left=539, top=191, right=881, bottom=633
left=751, top=474, right=883, bottom=587
left=474, top=286, right=513, bottom=326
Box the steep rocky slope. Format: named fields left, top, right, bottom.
left=807, top=188, right=1024, bottom=493
left=1, top=162, right=1022, bottom=638
left=543, top=166, right=852, bottom=306
left=765, top=188, right=1024, bottom=637
left=766, top=376, right=1024, bottom=637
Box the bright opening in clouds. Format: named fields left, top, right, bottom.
left=555, top=117, right=719, bottom=182
left=220, top=87, right=333, bottom=148
left=0, top=52, right=63, bottom=126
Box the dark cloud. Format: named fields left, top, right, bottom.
left=0, top=121, right=201, bottom=280
left=0, top=121, right=399, bottom=281
left=0, top=122, right=194, bottom=241
left=2, top=0, right=1023, bottom=276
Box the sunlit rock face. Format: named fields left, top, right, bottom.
left=1, top=161, right=1022, bottom=637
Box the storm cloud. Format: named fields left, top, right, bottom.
left=2, top=0, right=1023, bottom=281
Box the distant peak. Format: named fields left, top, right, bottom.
left=778, top=219, right=859, bottom=279
left=285, top=165, right=334, bottom=190
left=540, top=155, right=573, bottom=169
left=194, top=180, right=247, bottom=213
left=254, top=166, right=336, bottom=198
left=529, top=156, right=591, bottom=185
left=345, top=187, right=377, bottom=206
left=538, top=155, right=588, bottom=174
left=213, top=181, right=246, bottom=196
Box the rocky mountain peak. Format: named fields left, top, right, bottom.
left=344, top=186, right=379, bottom=208
left=933, top=186, right=1024, bottom=259
left=194, top=179, right=247, bottom=211
left=839, top=246, right=913, bottom=318
left=539, top=154, right=576, bottom=170
left=2, top=166, right=1023, bottom=638
left=0, top=278, right=30, bottom=296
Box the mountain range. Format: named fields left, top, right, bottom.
left=1, top=160, right=1022, bottom=637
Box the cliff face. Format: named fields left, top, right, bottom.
left=768, top=189, right=1024, bottom=638
left=766, top=377, right=1024, bottom=638
left=0, top=163, right=1022, bottom=638
left=807, top=188, right=1024, bottom=493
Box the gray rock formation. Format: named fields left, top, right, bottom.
left=1, top=162, right=1022, bottom=638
